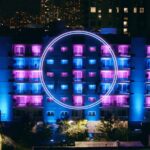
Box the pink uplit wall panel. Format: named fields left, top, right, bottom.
left=100, top=70, right=114, bottom=78
left=118, top=70, right=130, bottom=79
left=146, top=71, right=150, bottom=79
left=28, top=70, right=41, bottom=78
left=101, top=95, right=129, bottom=106
left=73, top=70, right=84, bottom=78
left=13, top=44, right=25, bottom=56
left=61, top=46, right=68, bottom=52
left=146, top=97, right=150, bottom=107
left=118, top=45, right=129, bottom=55
left=147, top=46, right=150, bottom=56
left=73, top=44, right=84, bottom=56
left=100, top=70, right=130, bottom=79
left=31, top=44, right=42, bottom=56
left=73, top=96, right=83, bottom=106
left=13, top=95, right=43, bottom=107
left=89, top=46, right=96, bottom=52
left=47, top=72, right=54, bottom=77
left=101, top=45, right=111, bottom=56
left=13, top=70, right=28, bottom=78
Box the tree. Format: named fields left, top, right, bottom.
left=95, top=118, right=129, bottom=141
left=59, top=120, right=88, bottom=142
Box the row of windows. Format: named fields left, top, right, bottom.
left=47, top=111, right=96, bottom=117
left=47, top=83, right=130, bottom=94
left=90, top=7, right=144, bottom=14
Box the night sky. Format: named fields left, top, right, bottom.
left=0, top=0, right=40, bottom=16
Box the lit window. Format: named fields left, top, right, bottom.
left=98, top=9, right=101, bottom=13
left=90, top=7, right=96, bottom=13
left=123, top=21, right=128, bottom=26
left=123, top=28, right=128, bottom=34
left=108, top=8, right=112, bottom=13
left=124, top=8, right=128, bottom=13
left=133, top=7, right=137, bottom=13
left=88, top=84, right=96, bottom=90
left=116, top=7, right=119, bottom=13
left=89, top=59, right=96, bottom=65
left=61, top=84, right=68, bottom=90
left=88, top=111, right=96, bottom=116
left=47, top=111, right=54, bottom=116
left=98, top=14, right=102, bottom=19
left=139, top=7, right=144, bottom=13
left=61, top=59, right=68, bottom=65
left=47, top=59, right=54, bottom=65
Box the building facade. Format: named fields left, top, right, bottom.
left=0, top=32, right=149, bottom=130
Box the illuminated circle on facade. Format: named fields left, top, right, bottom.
left=39, top=30, right=118, bottom=110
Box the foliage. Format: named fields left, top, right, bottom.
left=95, top=118, right=129, bottom=141
left=59, top=120, right=88, bottom=142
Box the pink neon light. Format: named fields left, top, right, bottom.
left=73, top=70, right=84, bottom=78
left=73, top=96, right=83, bottom=106
left=146, top=71, right=150, bottom=79
left=47, top=72, right=54, bottom=77
left=48, top=47, right=54, bottom=52
left=118, top=45, right=129, bottom=56
left=61, top=72, right=68, bottom=77
left=31, top=44, right=42, bottom=56
left=101, top=45, right=111, bottom=56
left=89, top=72, right=96, bottom=77
left=100, top=70, right=130, bottom=79
left=61, top=46, right=68, bottom=52
left=13, top=70, right=28, bottom=78
left=13, top=44, right=25, bottom=56
left=47, top=97, right=53, bottom=102
left=88, top=97, right=96, bottom=102
left=13, top=95, right=43, bottom=107
left=61, top=97, right=68, bottom=102
left=28, top=70, right=41, bottom=78
left=146, top=97, right=150, bottom=107
left=89, top=46, right=96, bottom=52
left=101, top=95, right=128, bottom=106
left=73, top=44, right=84, bottom=56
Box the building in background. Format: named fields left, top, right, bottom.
left=0, top=0, right=150, bottom=36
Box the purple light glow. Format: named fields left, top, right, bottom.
left=146, top=97, right=150, bottom=107
left=61, top=72, right=68, bottom=77
left=88, top=97, right=96, bottom=102
left=89, top=72, right=96, bottom=77
left=13, top=44, right=25, bottom=56
left=13, top=70, right=28, bottom=78
left=89, top=46, right=96, bottom=52
left=28, top=70, right=41, bottom=79
left=61, top=46, right=68, bottom=52
left=100, top=70, right=130, bottom=79
left=32, top=44, right=42, bottom=56
left=73, top=44, right=84, bottom=56
left=73, top=96, right=83, bottom=106
left=101, top=45, right=111, bottom=56
left=101, top=95, right=128, bottom=106
left=47, top=72, right=54, bottom=77
left=61, top=97, right=68, bottom=102
left=73, top=70, right=84, bottom=79
left=48, top=47, right=54, bottom=52
left=118, top=44, right=129, bottom=56
left=13, top=95, right=43, bottom=107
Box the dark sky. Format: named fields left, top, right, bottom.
left=0, top=0, right=40, bottom=17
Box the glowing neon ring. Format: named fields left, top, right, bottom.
left=40, top=30, right=118, bottom=110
